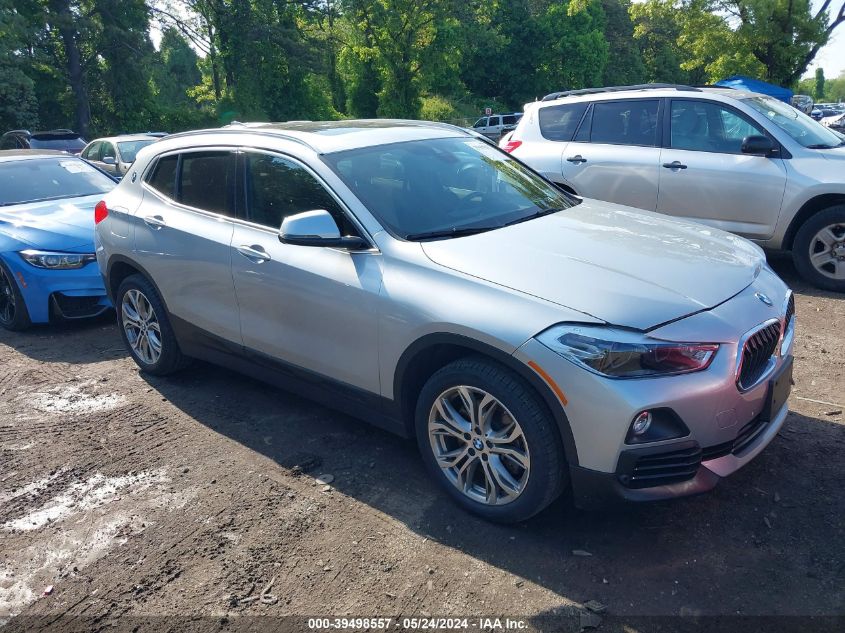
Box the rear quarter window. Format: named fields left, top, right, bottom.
left=145, top=155, right=179, bottom=199
left=538, top=103, right=589, bottom=141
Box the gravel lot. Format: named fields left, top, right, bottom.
left=0, top=254, right=843, bottom=633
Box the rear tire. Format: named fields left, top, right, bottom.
left=116, top=274, right=189, bottom=375
left=0, top=260, right=32, bottom=331
left=415, top=356, right=567, bottom=523
left=792, top=205, right=845, bottom=292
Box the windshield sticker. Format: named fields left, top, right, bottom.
left=59, top=161, right=94, bottom=174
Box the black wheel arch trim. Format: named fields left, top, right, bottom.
left=393, top=332, right=580, bottom=467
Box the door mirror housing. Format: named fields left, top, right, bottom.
left=279, top=209, right=368, bottom=249
left=102, top=155, right=116, bottom=165
left=741, top=135, right=775, bottom=156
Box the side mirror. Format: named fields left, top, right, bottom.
left=279, top=209, right=368, bottom=249
left=741, top=135, right=775, bottom=156
left=102, top=156, right=116, bottom=165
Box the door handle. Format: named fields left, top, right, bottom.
left=143, top=215, right=166, bottom=229
left=237, top=245, right=271, bottom=263
left=662, top=161, right=688, bottom=170
left=566, top=155, right=587, bottom=164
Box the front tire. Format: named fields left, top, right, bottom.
left=116, top=274, right=189, bottom=375
left=792, top=205, right=845, bottom=292
left=415, top=356, right=567, bottom=523
left=0, top=260, right=31, bottom=331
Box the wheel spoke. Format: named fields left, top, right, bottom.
left=434, top=396, right=471, bottom=434
left=476, top=392, right=497, bottom=434
left=486, top=456, right=522, bottom=498
left=436, top=446, right=469, bottom=469
left=814, top=227, right=839, bottom=248
left=490, top=445, right=529, bottom=471
left=429, top=421, right=466, bottom=440
left=456, top=387, right=477, bottom=426
left=810, top=250, right=834, bottom=268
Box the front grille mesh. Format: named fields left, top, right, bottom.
left=738, top=322, right=781, bottom=390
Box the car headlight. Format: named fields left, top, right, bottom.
left=19, top=249, right=96, bottom=270
left=537, top=324, right=719, bottom=378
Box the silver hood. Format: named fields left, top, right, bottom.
left=421, top=200, right=764, bottom=330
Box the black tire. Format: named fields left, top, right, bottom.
left=0, top=259, right=32, bottom=331
left=115, top=274, right=190, bottom=375
left=792, top=205, right=845, bottom=292
left=415, top=356, right=567, bottom=523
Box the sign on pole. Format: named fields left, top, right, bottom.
left=485, top=107, right=492, bottom=116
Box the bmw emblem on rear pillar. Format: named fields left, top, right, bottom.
left=755, top=292, right=774, bottom=306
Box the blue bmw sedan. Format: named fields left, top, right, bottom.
left=0, top=150, right=117, bottom=330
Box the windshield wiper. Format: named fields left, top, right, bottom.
left=405, top=225, right=500, bottom=241
left=502, top=207, right=564, bottom=228
left=806, top=140, right=845, bottom=148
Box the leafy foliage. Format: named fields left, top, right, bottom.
left=1, top=0, right=842, bottom=139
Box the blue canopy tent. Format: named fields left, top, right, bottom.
left=714, top=76, right=793, bottom=103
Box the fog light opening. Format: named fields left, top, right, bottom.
left=632, top=411, right=653, bottom=436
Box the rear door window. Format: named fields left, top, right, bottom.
left=590, top=100, right=660, bottom=147
left=178, top=151, right=235, bottom=216
left=539, top=103, right=589, bottom=141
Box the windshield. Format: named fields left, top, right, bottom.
left=0, top=157, right=115, bottom=206
left=743, top=96, right=844, bottom=148
left=322, top=137, right=577, bottom=240
left=118, top=139, right=155, bottom=163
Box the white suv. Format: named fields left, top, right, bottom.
left=504, top=84, right=845, bottom=291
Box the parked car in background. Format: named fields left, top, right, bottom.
left=0, top=150, right=116, bottom=330
left=791, top=94, right=814, bottom=114
left=811, top=106, right=842, bottom=121
left=471, top=113, right=522, bottom=140
left=0, top=129, right=87, bottom=155
left=822, top=112, right=845, bottom=133
left=96, top=120, right=793, bottom=522
left=505, top=84, right=845, bottom=292
left=81, top=134, right=159, bottom=177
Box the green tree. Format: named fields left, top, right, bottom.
left=0, top=0, right=39, bottom=130
left=600, top=0, right=645, bottom=86
left=536, top=0, right=609, bottom=92
left=630, top=0, right=691, bottom=83
left=155, top=27, right=202, bottom=106
left=814, top=67, right=825, bottom=100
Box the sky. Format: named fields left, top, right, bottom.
left=806, top=0, right=844, bottom=79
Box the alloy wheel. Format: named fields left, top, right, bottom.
left=427, top=386, right=530, bottom=506
left=121, top=289, right=162, bottom=365
left=0, top=267, right=16, bottom=324
left=808, top=223, right=845, bottom=281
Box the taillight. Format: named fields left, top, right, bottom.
left=94, top=200, right=108, bottom=224
left=502, top=140, right=522, bottom=153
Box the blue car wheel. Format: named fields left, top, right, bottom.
left=0, top=260, right=32, bottom=331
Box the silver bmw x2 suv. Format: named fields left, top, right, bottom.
left=95, top=120, right=795, bottom=522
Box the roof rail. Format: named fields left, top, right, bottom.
left=541, top=83, right=700, bottom=102
left=162, top=127, right=319, bottom=153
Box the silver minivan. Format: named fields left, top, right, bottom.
left=95, top=120, right=793, bottom=522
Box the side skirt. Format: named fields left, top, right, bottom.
left=170, top=315, right=408, bottom=438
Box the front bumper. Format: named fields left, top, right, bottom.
left=1, top=253, right=111, bottom=323
left=569, top=397, right=789, bottom=508
left=514, top=270, right=794, bottom=506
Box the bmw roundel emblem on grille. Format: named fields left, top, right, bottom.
left=755, top=292, right=773, bottom=306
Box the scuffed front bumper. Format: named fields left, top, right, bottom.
left=568, top=396, right=789, bottom=509
left=2, top=253, right=111, bottom=323
left=514, top=266, right=794, bottom=507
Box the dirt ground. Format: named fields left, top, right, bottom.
left=0, top=253, right=843, bottom=633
